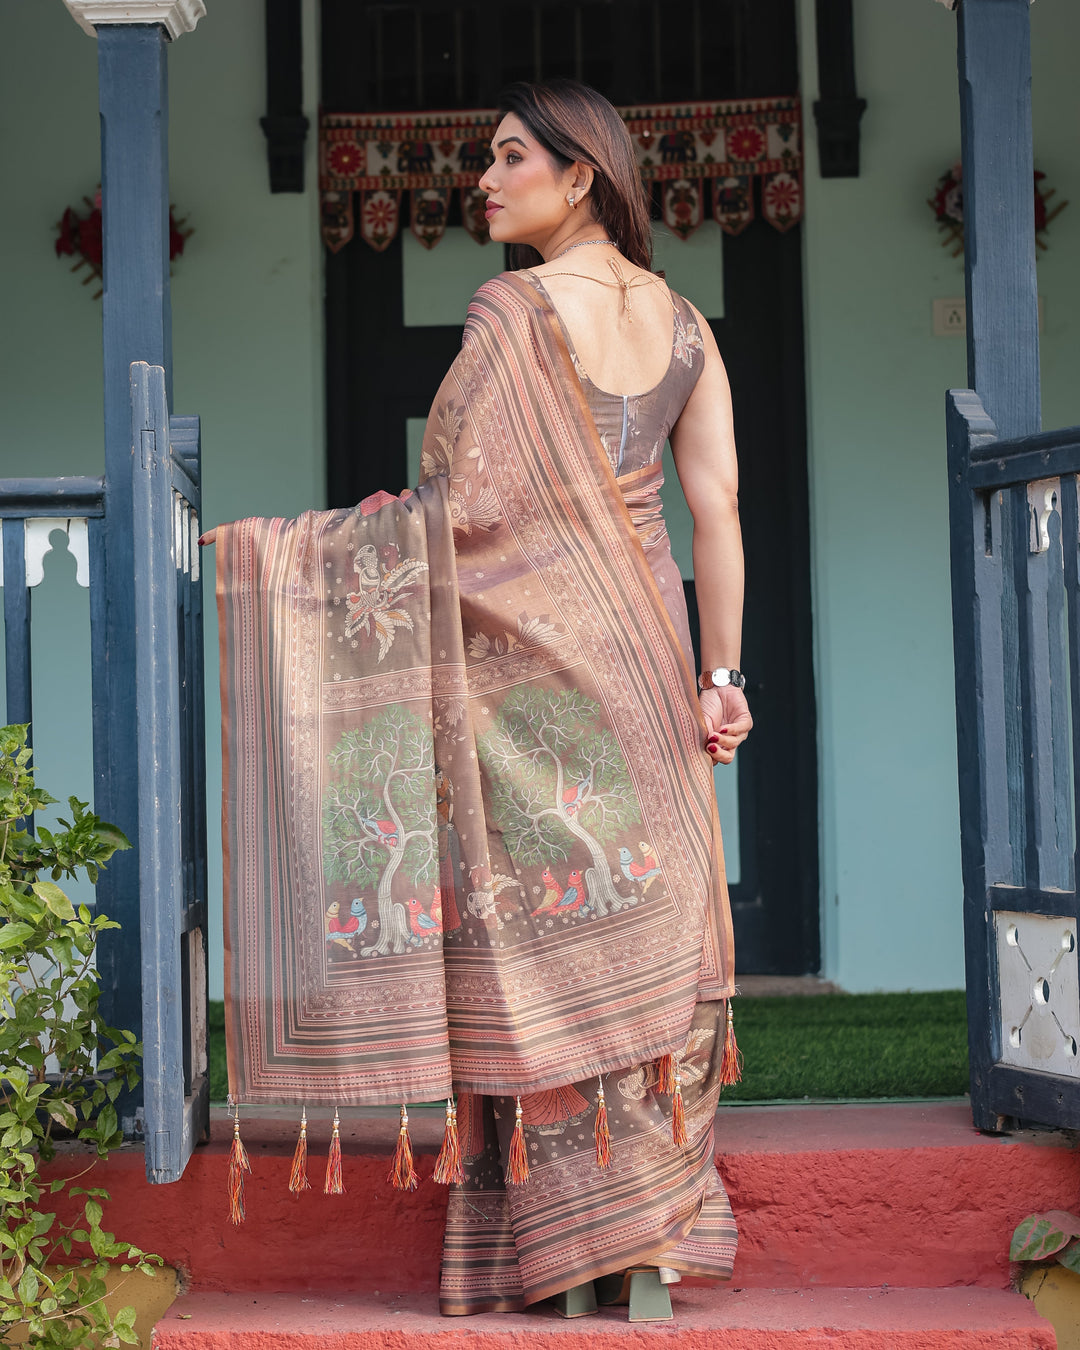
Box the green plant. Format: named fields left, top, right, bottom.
left=1010, top=1211, right=1080, bottom=1273
left=0, top=724, right=161, bottom=1346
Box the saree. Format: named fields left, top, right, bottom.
left=216, top=273, right=737, bottom=1307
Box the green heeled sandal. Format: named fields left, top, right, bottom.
left=551, top=1281, right=598, bottom=1318
left=594, top=1266, right=680, bottom=1321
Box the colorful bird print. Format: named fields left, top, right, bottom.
left=325, top=901, right=359, bottom=957
left=336, top=897, right=368, bottom=936
left=549, top=870, right=584, bottom=914
left=561, top=778, right=590, bottom=817
left=407, top=896, right=443, bottom=938
left=619, top=846, right=662, bottom=895
left=362, top=815, right=399, bottom=849
left=430, top=889, right=443, bottom=928
left=532, top=866, right=565, bottom=915
left=638, top=841, right=660, bottom=871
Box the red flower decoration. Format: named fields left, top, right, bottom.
left=327, top=140, right=363, bottom=178
left=55, top=190, right=193, bottom=298
left=929, top=161, right=1066, bottom=255
left=728, top=126, right=766, bottom=162
left=763, top=177, right=800, bottom=216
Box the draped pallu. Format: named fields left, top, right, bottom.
left=217, top=273, right=734, bottom=1128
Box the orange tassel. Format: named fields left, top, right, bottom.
left=594, top=1076, right=611, bottom=1169
left=656, top=1052, right=677, bottom=1095
left=433, top=1097, right=465, bottom=1185
left=719, top=999, right=744, bottom=1088
left=671, top=1069, right=688, bottom=1148
left=227, top=1103, right=251, bottom=1226
left=324, top=1108, right=345, bottom=1195
left=289, top=1108, right=311, bottom=1194
left=390, top=1104, right=418, bottom=1192
left=506, top=1096, right=530, bottom=1185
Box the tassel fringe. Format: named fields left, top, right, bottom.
left=719, top=999, right=744, bottom=1088
left=656, top=1052, right=677, bottom=1095
left=433, top=1097, right=465, bottom=1185
left=227, top=1102, right=251, bottom=1226
left=594, top=1076, right=611, bottom=1168
left=324, top=1108, right=345, bottom=1195
left=671, top=1069, right=688, bottom=1148
left=506, top=1096, right=530, bottom=1185
left=390, top=1104, right=418, bottom=1191
left=289, top=1108, right=311, bottom=1194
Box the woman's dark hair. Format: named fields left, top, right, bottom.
left=496, top=79, right=653, bottom=272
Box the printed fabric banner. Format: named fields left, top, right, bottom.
left=320, top=97, right=802, bottom=253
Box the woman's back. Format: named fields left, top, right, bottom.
left=526, top=260, right=683, bottom=397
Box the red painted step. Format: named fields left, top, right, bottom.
left=40, top=1101, right=1076, bottom=1295
left=153, top=1288, right=1055, bottom=1349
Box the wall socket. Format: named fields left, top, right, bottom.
left=933, top=296, right=1045, bottom=337
left=932, top=297, right=967, bottom=336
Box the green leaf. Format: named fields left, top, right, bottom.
left=0, top=921, right=34, bottom=950
left=1011, top=1211, right=1080, bottom=1261
left=96, top=1104, right=118, bottom=1142
left=1058, top=1240, right=1080, bottom=1273
left=33, top=880, right=76, bottom=923
left=84, top=1199, right=104, bottom=1228
left=48, top=1100, right=79, bottom=1131
left=17, top=1267, right=39, bottom=1305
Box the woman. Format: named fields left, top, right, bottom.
left=212, top=79, right=750, bottom=1321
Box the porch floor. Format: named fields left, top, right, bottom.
left=153, top=1287, right=1054, bottom=1349
left=42, top=1101, right=1073, bottom=1345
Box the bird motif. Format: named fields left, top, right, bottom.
left=430, top=889, right=443, bottom=928
left=561, top=777, right=591, bottom=817
left=407, top=896, right=443, bottom=939
left=531, top=866, right=565, bottom=915
left=619, top=845, right=662, bottom=895
left=325, top=901, right=360, bottom=957
left=361, top=815, right=399, bottom=849
left=344, top=543, right=430, bottom=661
left=548, top=870, right=584, bottom=914
left=638, top=840, right=660, bottom=871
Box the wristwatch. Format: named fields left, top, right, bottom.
left=698, top=666, right=746, bottom=692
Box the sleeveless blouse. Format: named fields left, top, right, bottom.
left=524, top=272, right=706, bottom=660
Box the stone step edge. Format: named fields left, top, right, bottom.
left=152, top=1287, right=1054, bottom=1348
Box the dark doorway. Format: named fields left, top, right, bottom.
left=320, top=0, right=819, bottom=976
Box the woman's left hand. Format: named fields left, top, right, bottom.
left=700, top=685, right=753, bottom=765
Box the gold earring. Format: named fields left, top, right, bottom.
left=567, top=193, right=577, bottom=209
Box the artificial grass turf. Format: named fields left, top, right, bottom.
left=206, top=990, right=969, bottom=1104
left=725, top=990, right=969, bottom=1102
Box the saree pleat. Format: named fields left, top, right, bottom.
left=216, top=273, right=737, bottom=1303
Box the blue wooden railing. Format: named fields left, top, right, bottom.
left=949, top=394, right=1080, bottom=1130
left=0, top=361, right=209, bottom=1182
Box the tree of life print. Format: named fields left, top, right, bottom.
left=322, top=706, right=438, bottom=957
left=479, top=687, right=641, bottom=918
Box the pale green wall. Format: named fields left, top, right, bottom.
left=798, top=0, right=1080, bottom=991
left=0, top=0, right=324, bottom=995
left=4, top=1, right=1078, bottom=1000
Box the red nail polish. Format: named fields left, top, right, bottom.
left=719, top=727, right=729, bottom=735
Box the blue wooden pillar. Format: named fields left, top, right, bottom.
left=957, top=0, right=1040, bottom=440
left=92, top=22, right=173, bottom=1104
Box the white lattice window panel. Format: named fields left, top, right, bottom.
left=997, top=910, right=1080, bottom=1076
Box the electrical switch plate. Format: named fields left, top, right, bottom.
left=932, top=297, right=967, bottom=336
left=932, top=296, right=1045, bottom=337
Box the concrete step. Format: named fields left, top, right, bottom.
left=43, top=1101, right=1076, bottom=1294
left=153, top=1288, right=1056, bottom=1349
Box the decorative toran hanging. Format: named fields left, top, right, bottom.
left=320, top=96, right=802, bottom=254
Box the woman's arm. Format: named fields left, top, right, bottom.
left=668, top=304, right=752, bottom=766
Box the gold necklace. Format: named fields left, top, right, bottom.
left=539, top=258, right=666, bottom=323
